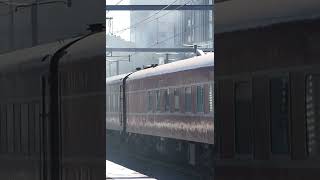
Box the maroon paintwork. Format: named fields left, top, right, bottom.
left=125, top=66, right=214, bottom=144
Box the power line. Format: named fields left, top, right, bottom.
left=115, top=0, right=125, bottom=5
left=110, top=0, right=213, bottom=58
left=114, top=0, right=184, bottom=34
left=126, top=0, right=195, bottom=57
left=150, top=25, right=203, bottom=48
left=129, top=23, right=213, bottom=58
left=141, top=0, right=195, bottom=28
left=128, top=24, right=199, bottom=58
left=114, top=0, right=180, bottom=34
left=106, top=0, right=125, bottom=14
left=0, top=0, right=66, bottom=12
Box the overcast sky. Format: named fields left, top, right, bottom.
left=106, top=0, right=131, bottom=41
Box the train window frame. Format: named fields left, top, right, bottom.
left=0, top=104, right=7, bottom=153
left=106, top=95, right=110, bottom=112
left=196, top=85, right=205, bottom=113
left=185, top=87, right=192, bottom=113
left=116, top=93, right=120, bottom=112
left=269, top=75, right=290, bottom=157
left=164, top=89, right=170, bottom=112
left=111, top=94, right=115, bottom=112
left=305, top=73, right=320, bottom=158
left=209, top=83, right=214, bottom=114
left=234, top=80, right=254, bottom=159
left=174, top=88, right=180, bottom=112
left=156, top=90, right=161, bottom=112
left=147, top=91, right=153, bottom=112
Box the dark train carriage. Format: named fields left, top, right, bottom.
left=215, top=16, right=320, bottom=179
left=57, top=32, right=106, bottom=180
left=0, top=40, right=72, bottom=179
left=0, top=31, right=105, bottom=179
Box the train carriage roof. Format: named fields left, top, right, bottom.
left=216, top=0, right=320, bottom=33
left=127, top=53, right=214, bottom=81
left=0, top=38, right=77, bottom=70
left=106, top=73, right=131, bottom=85
left=59, top=31, right=106, bottom=64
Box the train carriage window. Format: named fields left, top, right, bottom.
left=14, top=104, right=21, bottom=153
left=7, top=104, right=14, bottom=153
left=270, top=77, right=289, bottom=154
left=21, top=104, right=28, bottom=154
left=112, top=94, right=116, bottom=112
left=185, top=87, right=192, bottom=113
left=115, top=94, right=118, bottom=112
left=164, top=89, right=170, bottom=112
left=196, top=85, right=205, bottom=113
left=209, top=84, right=214, bottom=113
left=0, top=104, right=7, bottom=153
left=107, top=95, right=110, bottom=112
left=110, top=94, right=113, bottom=112
left=235, top=81, right=253, bottom=155
left=156, top=90, right=161, bottom=112
left=147, top=91, right=153, bottom=112
left=174, top=89, right=180, bottom=112
left=306, top=75, right=320, bottom=156
left=116, top=94, right=119, bottom=112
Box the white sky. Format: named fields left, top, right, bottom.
left=106, top=0, right=131, bottom=41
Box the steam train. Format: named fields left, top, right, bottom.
left=0, top=29, right=105, bottom=179
left=106, top=53, right=214, bottom=173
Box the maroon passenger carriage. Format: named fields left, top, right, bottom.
left=106, top=53, right=214, bottom=174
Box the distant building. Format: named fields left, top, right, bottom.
left=174, top=0, right=213, bottom=48
left=130, top=0, right=213, bottom=49
left=130, top=0, right=176, bottom=48
left=129, top=0, right=213, bottom=65
left=0, top=0, right=104, bottom=54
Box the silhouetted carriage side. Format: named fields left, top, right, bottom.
left=215, top=18, right=320, bottom=180
left=0, top=31, right=105, bottom=180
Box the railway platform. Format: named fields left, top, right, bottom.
left=106, top=160, right=157, bottom=180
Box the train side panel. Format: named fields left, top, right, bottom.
left=126, top=67, right=214, bottom=144
left=58, top=32, right=106, bottom=180
left=215, top=18, right=320, bottom=180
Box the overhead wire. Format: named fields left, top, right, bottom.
left=113, top=0, right=181, bottom=34
left=106, top=0, right=125, bottom=15
left=115, top=0, right=125, bottom=5
left=126, top=0, right=195, bottom=57
left=127, top=24, right=204, bottom=59
left=0, top=0, right=66, bottom=15
left=109, top=0, right=213, bottom=66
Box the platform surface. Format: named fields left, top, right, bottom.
left=106, top=160, right=157, bottom=180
